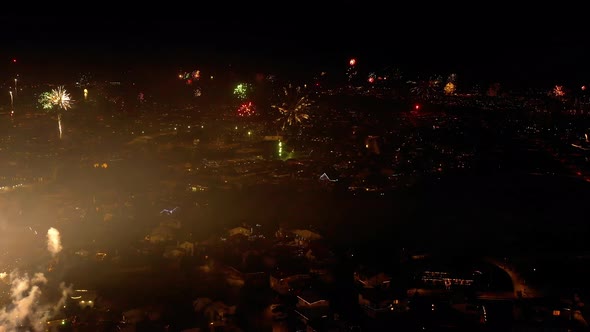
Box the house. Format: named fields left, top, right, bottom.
left=297, top=289, right=330, bottom=308
left=270, top=270, right=312, bottom=295
left=309, top=263, right=332, bottom=283
left=177, top=241, right=195, bottom=256
left=224, top=265, right=267, bottom=287
left=160, top=218, right=181, bottom=229
left=291, top=229, right=322, bottom=246
left=305, top=241, right=336, bottom=264
left=46, top=318, right=71, bottom=331
left=354, top=266, right=392, bottom=289
left=228, top=226, right=252, bottom=237
left=295, top=289, right=331, bottom=325
left=358, top=287, right=408, bottom=318
left=146, top=225, right=175, bottom=244
left=202, top=301, right=237, bottom=323
left=306, top=318, right=358, bottom=332
left=319, top=173, right=338, bottom=182
left=421, top=270, right=474, bottom=289
left=69, top=289, right=98, bottom=309
left=163, top=247, right=185, bottom=259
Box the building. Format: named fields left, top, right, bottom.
left=70, top=289, right=98, bottom=309
left=270, top=270, right=311, bottom=295
left=294, top=289, right=331, bottom=326
left=358, top=288, right=408, bottom=318
left=354, top=267, right=392, bottom=289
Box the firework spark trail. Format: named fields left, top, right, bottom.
left=0, top=227, right=71, bottom=330
left=47, top=227, right=62, bottom=256
left=58, top=114, right=63, bottom=140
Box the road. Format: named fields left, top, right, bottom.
left=484, top=257, right=542, bottom=299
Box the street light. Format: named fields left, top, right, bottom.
left=14, top=78, right=17, bottom=97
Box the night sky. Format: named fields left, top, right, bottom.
left=2, top=8, right=588, bottom=87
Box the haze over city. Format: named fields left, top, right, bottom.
left=1, top=12, right=590, bottom=332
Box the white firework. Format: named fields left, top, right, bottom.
left=39, top=86, right=73, bottom=111
left=51, top=86, right=72, bottom=110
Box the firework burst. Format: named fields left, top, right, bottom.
left=233, top=83, right=250, bottom=100
left=272, top=85, right=313, bottom=130
left=237, top=101, right=255, bottom=117
left=38, top=86, right=72, bottom=139
left=409, top=77, right=441, bottom=101
left=38, top=86, right=73, bottom=111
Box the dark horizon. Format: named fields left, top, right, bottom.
left=2, top=11, right=590, bottom=88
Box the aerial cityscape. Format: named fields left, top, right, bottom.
left=2, top=13, right=590, bottom=332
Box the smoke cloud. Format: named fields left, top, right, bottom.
left=0, top=227, right=72, bottom=331
left=46, top=227, right=62, bottom=256
left=0, top=272, right=72, bottom=331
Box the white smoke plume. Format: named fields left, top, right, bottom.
left=0, top=272, right=72, bottom=331
left=46, top=227, right=62, bottom=256
left=0, top=227, right=72, bottom=331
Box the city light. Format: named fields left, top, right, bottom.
left=1, top=21, right=587, bottom=332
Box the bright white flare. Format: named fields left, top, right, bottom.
left=46, top=227, right=62, bottom=256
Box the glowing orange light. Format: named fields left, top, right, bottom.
left=415, top=104, right=420, bottom=110
left=349, top=58, right=356, bottom=66
left=368, top=77, right=375, bottom=83
left=582, top=85, right=587, bottom=91
left=12, top=59, right=16, bottom=63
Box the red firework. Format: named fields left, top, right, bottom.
left=237, top=101, right=255, bottom=117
